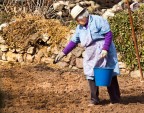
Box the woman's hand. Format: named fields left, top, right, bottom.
left=101, top=50, right=108, bottom=58
left=54, top=52, right=65, bottom=64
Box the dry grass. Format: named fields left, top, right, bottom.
left=1, top=13, right=70, bottom=51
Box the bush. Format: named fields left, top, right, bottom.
left=1, top=14, right=69, bottom=50
left=109, top=5, right=144, bottom=71
left=0, top=11, right=13, bottom=24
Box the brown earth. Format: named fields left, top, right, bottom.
left=0, top=63, right=144, bottom=113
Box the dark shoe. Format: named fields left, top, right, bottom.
left=91, top=98, right=100, bottom=105
left=111, top=99, right=120, bottom=104
left=88, top=98, right=100, bottom=106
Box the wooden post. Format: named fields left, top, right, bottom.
left=126, top=0, right=144, bottom=82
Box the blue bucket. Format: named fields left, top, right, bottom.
left=94, top=67, right=113, bottom=86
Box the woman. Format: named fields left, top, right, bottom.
left=54, top=5, right=121, bottom=105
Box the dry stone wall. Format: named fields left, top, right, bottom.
left=49, top=0, right=144, bottom=20
left=0, top=0, right=143, bottom=78
left=0, top=20, right=130, bottom=77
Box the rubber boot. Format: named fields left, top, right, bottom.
left=88, top=80, right=100, bottom=104
left=107, top=76, right=121, bottom=104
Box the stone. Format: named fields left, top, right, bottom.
left=69, top=65, right=73, bottom=69
left=62, top=53, right=72, bottom=63
left=33, top=9, right=41, bottom=15
left=41, top=57, right=53, bottom=64
left=24, top=33, right=39, bottom=47
left=29, top=33, right=39, bottom=41
left=0, top=45, right=9, bottom=52
left=79, top=1, right=86, bottom=6
left=85, top=1, right=91, bottom=5
left=72, top=47, right=84, bottom=58
left=112, top=5, right=123, bottom=12
left=15, top=0, right=25, bottom=2
left=6, top=51, right=18, bottom=62
left=102, top=9, right=115, bottom=19
left=41, top=47, right=48, bottom=57
left=25, top=54, right=35, bottom=63
left=101, top=9, right=107, bottom=13
left=2, top=52, right=7, bottom=61
left=68, top=4, right=76, bottom=8
left=17, top=54, right=24, bottom=62
left=89, top=1, right=95, bottom=6
left=16, top=48, right=24, bottom=53
left=56, top=11, right=63, bottom=16
left=120, top=69, right=129, bottom=75
left=35, top=51, right=44, bottom=63
left=36, top=49, right=44, bottom=58
left=118, top=1, right=124, bottom=6
left=118, top=62, right=127, bottom=69
left=130, top=70, right=144, bottom=78
left=34, top=54, right=42, bottom=63
left=51, top=46, right=59, bottom=55
left=82, top=51, right=85, bottom=58
left=9, top=48, right=16, bottom=53
left=93, top=3, right=100, bottom=9
left=47, top=47, right=51, bottom=53
left=76, top=0, right=81, bottom=3
left=59, top=1, right=69, bottom=5
left=56, top=61, right=69, bottom=68
left=53, top=2, right=64, bottom=11
left=51, top=54, right=57, bottom=59
left=0, top=23, right=8, bottom=31
left=27, top=47, right=35, bottom=55
left=35, top=47, right=47, bottom=63
left=22, top=6, right=27, bottom=13
left=70, top=55, right=76, bottom=66
left=46, top=40, right=52, bottom=45
left=41, top=34, right=50, bottom=42
left=0, top=36, right=5, bottom=44
left=76, top=58, right=83, bottom=69
left=72, top=66, right=79, bottom=70
left=0, top=50, right=2, bottom=60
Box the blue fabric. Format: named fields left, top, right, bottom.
left=71, top=15, right=111, bottom=43
left=84, top=40, right=120, bottom=80
left=70, top=15, right=120, bottom=79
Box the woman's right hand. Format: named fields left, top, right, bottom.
left=53, top=52, right=65, bottom=64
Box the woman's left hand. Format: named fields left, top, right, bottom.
left=101, top=50, right=108, bottom=58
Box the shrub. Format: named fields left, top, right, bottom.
left=0, top=11, right=13, bottom=24
left=109, top=5, right=144, bottom=71
left=1, top=14, right=69, bottom=50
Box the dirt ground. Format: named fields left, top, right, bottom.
left=0, top=63, right=144, bottom=113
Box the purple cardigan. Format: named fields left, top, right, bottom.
left=63, top=31, right=113, bottom=55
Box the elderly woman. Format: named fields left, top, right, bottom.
left=55, top=5, right=121, bottom=105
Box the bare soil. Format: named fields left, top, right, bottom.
left=0, top=63, right=144, bottom=113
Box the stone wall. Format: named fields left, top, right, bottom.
left=0, top=24, right=130, bottom=76
left=48, top=0, right=144, bottom=20
left=0, top=21, right=141, bottom=78
left=0, top=0, right=143, bottom=78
